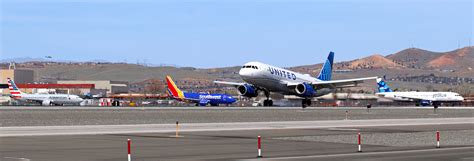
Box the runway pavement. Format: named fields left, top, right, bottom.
left=1, top=106, right=473, bottom=126
left=1, top=123, right=473, bottom=161
left=1, top=118, right=473, bottom=137
left=1, top=106, right=473, bottom=160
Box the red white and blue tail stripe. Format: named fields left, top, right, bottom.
left=7, top=78, right=23, bottom=99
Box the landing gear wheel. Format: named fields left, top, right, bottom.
left=263, top=100, right=273, bottom=106
left=263, top=90, right=272, bottom=107
left=301, top=99, right=311, bottom=109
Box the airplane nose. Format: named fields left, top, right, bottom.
left=239, top=69, right=253, bottom=78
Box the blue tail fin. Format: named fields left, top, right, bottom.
left=317, top=52, right=334, bottom=81
left=376, top=77, right=393, bottom=93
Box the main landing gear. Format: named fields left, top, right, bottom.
left=302, top=98, right=311, bottom=109
left=263, top=90, right=273, bottom=106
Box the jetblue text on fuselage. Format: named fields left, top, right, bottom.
left=268, top=67, right=296, bottom=80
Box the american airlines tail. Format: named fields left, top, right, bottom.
left=317, top=51, right=334, bottom=81
left=165, top=75, right=185, bottom=100
left=376, top=77, right=393, bottom=93
left=7, top=78, right=23, bottom=99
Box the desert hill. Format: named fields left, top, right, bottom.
left=2, top=46, right=473, bottom=94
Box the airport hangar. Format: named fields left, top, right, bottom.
left=0, top=68, right=130, bottom=105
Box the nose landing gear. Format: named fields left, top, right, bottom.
left=263, top=90, right=273, bottom=106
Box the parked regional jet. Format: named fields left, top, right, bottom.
left=214, top=52, right=378, bottom=108
left=166, top=76, right=236, bottom=106
left=376, top=77, right=464, bottom=108
left=7, top=78, right=84, bottom=106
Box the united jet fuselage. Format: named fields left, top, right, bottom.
left=239, top=62, right=333, bottom=97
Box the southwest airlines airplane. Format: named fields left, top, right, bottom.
left=166, top=76, right=236, bottom=106
left=376, top=77, right=464, bottom=108
left=214, top=52, right=378, bottom=108
left=7, top=78, right=84, bottom=106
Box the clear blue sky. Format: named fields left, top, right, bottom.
left=1, top=0, right=472, bottom=68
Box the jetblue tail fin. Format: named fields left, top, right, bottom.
left=317, top=52, right=334, bottom=81
left=376, top=77, right=393, bottom=93
left=7, top=78, right=23, bottom=98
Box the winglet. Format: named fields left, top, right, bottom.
left=317, top=51, right=334, bottom=81
left=165, top=75, right=185, bottom=99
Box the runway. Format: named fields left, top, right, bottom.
left=1, top=106, right=473, bottom=161
left=1, top=123, right=473, bottom=161
left=1, top=106, right=473, bottom=126
left=1, top=118, right=473, bottom=137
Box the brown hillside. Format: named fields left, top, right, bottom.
left=343, top=54, right=403, bottom=69
left=386, top=48, right=441, bottom=69
left=428, top=47, right=474, bottom=70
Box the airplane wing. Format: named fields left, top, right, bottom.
left=287, top=77, right=378, bottom=88
left=213, top=81, right=245, bottom=87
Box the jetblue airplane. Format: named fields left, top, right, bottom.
left=166, top=76, right=236, bottom=106
left=214, top=52, right=378, bottom=108
left=7, top=78, right=84, bottom=106
left=376, top=77, right=464, bottom=108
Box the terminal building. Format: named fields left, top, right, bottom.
left=1, top=63, right=129, bottom=96
left=57, top=80, right=129, bottom=95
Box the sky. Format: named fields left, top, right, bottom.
left=0, top=0, right=472, bottom=68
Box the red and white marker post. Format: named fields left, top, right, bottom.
left=436, top=131, right=440, bottom=148
left=127, top=139, right=132, bottom=161
left=257, top=135, right=262, bottom=158
left=357, top=132, right=362, bottom=152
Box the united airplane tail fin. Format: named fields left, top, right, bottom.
left=317, top=52, right=334, bottom=81
left=7, top=78, right=23, bottom=98
left=376, top=77, right=393, bottom=93
left=165, top=75, right=185, bottom=99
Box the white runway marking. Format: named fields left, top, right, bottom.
left=3, top=157, right=31, bottom=161
left=0, top=118, right=472, bottom=137
left=243, top=146, right=474, bottom=160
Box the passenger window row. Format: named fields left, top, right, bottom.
left=242, top=65, right=259, bottom=69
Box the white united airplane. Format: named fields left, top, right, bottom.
left=7, top=78, right=84, bottom=106
left=376, top=77, right=464, bottom=108
left=215, top=52, right=378, bottom=108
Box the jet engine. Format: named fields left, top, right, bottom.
left=295, top=83, right=316, bottom=97
left=42, top=100, right=52, bottom=106
left=238, top=84, right=258, bottom=97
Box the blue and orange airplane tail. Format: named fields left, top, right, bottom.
left=166, top=75, right=185, bottom=100
left=317, top=52, right=334, bottom=81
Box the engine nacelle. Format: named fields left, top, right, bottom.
left=199, top=99, right=210, bottom=106
left=238, top=84, right=258, bottom=97
left=42, top=100, right=52, bottom=106
left=295, top=83, right=316, bottom=97
left=420, top=100, right=432, bottom=106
